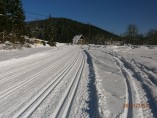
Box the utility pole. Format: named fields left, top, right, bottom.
left=88, top=22, right=91, bottom=50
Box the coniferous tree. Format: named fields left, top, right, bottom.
left=147, top=29, right=157, bottom=45
left=0, top=0, right=25, bottom=43
left=0, top=0, right=8, bottom=43
left=8, top=0, right=25, bottom=43
left=0, top=0, right=6, bottom=31
left=44, top=15, right=56, bottom=46
left=33, top=20, right=40, bottom=38
left=26, top=18, right=118, bottom=44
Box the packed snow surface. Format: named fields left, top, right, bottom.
left=0, top=44, right=157, bottom=118
left=86, top=45, right=157, bottom=118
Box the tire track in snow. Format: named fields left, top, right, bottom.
left=120, top=58, right=157, bottom=117
left=99, top=50, right=133, bottom=118
left=113, top=57, right=134, bottom=118
left=0, top=52, right=76, bottom=100
left=101, top=50, right=154, bottom=118
left=100, top=50, right=133, bottom=118
left=132, top=61, right=157, bottom=86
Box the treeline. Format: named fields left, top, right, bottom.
left=0, top=0, right=118, bottom=46
left=0, top=0, right=25, bottom=43
left=122, top=24, right=157, bottom=45
left=26, top=17, right=119, bottom=44
left=25, top=19, right=157, bottom=45
left=1, top=1, right=156, bottom=45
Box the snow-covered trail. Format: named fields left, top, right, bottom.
left=2, top=44, right=156, bottom=118
left=0, top=46, right=89, bottom=118
left=85, top=45, right=157, bottom=118
left=101, top=48, right=157, bottom=118
left=109, top=52, right=154, bottom=118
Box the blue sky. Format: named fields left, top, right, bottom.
left=22, top=0, right=157, bottom=35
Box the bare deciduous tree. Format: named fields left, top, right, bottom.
left=126, top=24, right=138, bottom=38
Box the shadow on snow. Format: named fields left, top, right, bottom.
left=84, top=50, right=100, bottom=118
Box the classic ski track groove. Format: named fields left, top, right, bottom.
left=0, top=48, right=57, bottom=72
left=0, top=52, right=77, bottom=100
left=0, top=55, right=60, bottom=83
left=52, top=51, right=85, bottom=118
left=12, top=51, right=82, bottom=118
left=0, top=50, right=71, bottom=82
left=0, top=52, right=56, bottom=78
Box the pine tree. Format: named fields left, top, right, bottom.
left=147, top=29, right=157, bottom=45
left=0, top=0, right=6, bottom=31
left=44, top=15, right=56, bottom=46
left=8, top=0, right=25, bottom=43
left=0, top=0, right=8, bottom=42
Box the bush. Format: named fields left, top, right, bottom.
left=48, top=41, right=56, bottom=47
left=5, top=41, right=13, bottom=46
left=1, top=41, right=23, bottom=50
left=23, top=43, right=32, bottom=48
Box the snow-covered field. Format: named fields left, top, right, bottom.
left=87, top=45, right=157, bottom=118
left=0, top=44, right=157, bottom=118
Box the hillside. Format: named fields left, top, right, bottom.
left=26, top=18, right=120, bottom=44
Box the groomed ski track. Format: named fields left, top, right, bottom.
left=1, top=45, right=156, bottom=118
left=0, top=46, right=95, bottom=118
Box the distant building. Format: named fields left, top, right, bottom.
left=72, top=35, right=85, bottom=45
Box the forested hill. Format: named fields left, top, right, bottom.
left=26, top=17, right=120, bottom=44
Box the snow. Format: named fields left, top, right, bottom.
left=0, top=44, right=157, bottom=118
left=0, top=45, right=90, bottom=118
left=86, top=47, right=126, bottom=117
left=85, top=45, right=157, bottom=118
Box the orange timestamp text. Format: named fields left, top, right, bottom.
left=123, top=103, right=149, bottom=108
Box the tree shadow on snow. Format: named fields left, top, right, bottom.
left=84, top=50, right=100, bottom=118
